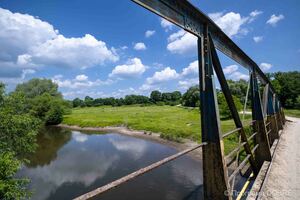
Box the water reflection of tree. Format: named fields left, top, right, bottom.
left=25, top=126, right=72, bottom=167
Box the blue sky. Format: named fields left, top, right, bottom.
left=0, top=0, right=299, bottom=99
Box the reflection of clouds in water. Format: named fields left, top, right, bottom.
left=109, top=135, right=148, bottom=160
left=170, top=158, right=202, bottom=186
left=165, top=158, right=202, bottom=200
left=20, top=136, right=119, bottom=200
left=72, top=131, right=88, bottom=143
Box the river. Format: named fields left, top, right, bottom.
left=17, top=126, right=203, bottom=200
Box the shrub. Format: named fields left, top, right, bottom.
left=218, top=93, right=242, bottom=119
left=45, top=104, right=63, bottom=125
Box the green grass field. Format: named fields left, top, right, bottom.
left=63, top=105, right=253, bottom=153
left=284, top=109, right=300, bottom=118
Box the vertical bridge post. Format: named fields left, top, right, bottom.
left=199, top=25, right=230, bottom=200
left=274, top=95, right=283, bottom=130
left=263, top=84, right=279, bottom=145
left=251, top=72, right=272, bottom=168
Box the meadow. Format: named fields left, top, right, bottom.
left=63, top=105, right=254, bottom=153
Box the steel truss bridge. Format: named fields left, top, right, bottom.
left=74, top=1, right=287, bottom=199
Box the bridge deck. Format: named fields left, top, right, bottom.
left=260, top=116, right=300, bottom=199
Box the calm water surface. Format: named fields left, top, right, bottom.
left=18, top=127, right=203, bottom=200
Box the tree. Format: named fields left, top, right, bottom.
left=269, top=71, right=300, bottom=108
left=161, top=92, right=172, bottom=102
left=150, top=90, right=162, bottom=103
left=0, top=82, right=4, bottom=105
left=218, top=92, right=242, bottom=119
left=0, top=105, right=40, bottom=199
left=84, top=96, right=94, bottom=107
left=45, top=103, right=63, bottom=125
left=227, top=79, right=248, bottom=104
left=0, top=152, right=31, bottom=200
left=181, top=86, right=200, bottom=107
left=72, top=98, right=84, bottom=107
left=171, top=91, right=182, bottom=102
left=0, top=79, right=68, bottom=199
left=15, top=78, right=61, bottom=98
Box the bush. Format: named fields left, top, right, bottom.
left=181, top=86, right=200, bottom=107
left=45, top=104, right=63, bottom=125
left=0, top=152, right=31, bottom=200
left=156, top=101, right=165, bottom=106
left=218, top=93, right=242, bottom=119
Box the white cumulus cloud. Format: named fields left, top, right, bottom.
left=223, top=65, right=239, bottom=74
left=75, top=74, right=88, bottom=81
left=253, top=36, right=263, bottom=43
left=167, top=30, right=197, bottom=54
left=178, top=78, right=198, bottom=90
left=209, top=12, right=248, bottom=37
left=160, top=18, right=173, bottom=31
left=208, top=10, right=262, bottom=38
left=20, top=34, right=118, bottom=69
left=133, top=42, right=147, bottom=50
left=109, top=58, right=146, bottom=78
left=266, top=14, right=284, bottom=26
left=260, top=62, right=272, bottom=71
left=146, top=67, right=179, bottom=85
left=181, top=60, right=198, bottom=77
left=250, top=10, right=263, bottom=17
left=0, top=7, right=119, bottom=79
left=145, top=30, right=155, bottom=38
left=223, top=65, right=249, bottom=80
left=0, top=7, right=57, bottom=62
left=52, top=75, right=113, bottom=89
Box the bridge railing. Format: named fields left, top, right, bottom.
left=74, top=142, right=207, bottom=200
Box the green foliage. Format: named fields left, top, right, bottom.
left=73, top=98, right=85, bottom=107
left=15, top=78, right=61, bottom=98
left=218, top=93, right=242, bottom=119
left=45, top=103, right=64, bottom=125
left=284, top=109, right=300, bottom=118
left=0, top=78, right=67, bottom=199
left=227, top=79, right=248, bottom=104
left=29, top=93, right=65, bottom=125
left=64, top=105, right=253, bottom=149
left=150, top=90, right=162, bottom=103
left=84, top=96, right=94, bottom=107
left=0, top=82, right=4, bottom=105
left=181, top=86, right=200, bottom=107
left=296, top=96, right=300, bottom=109
left=0, top=152, right=30, bottom=200
left=269, top=71, right=300, bottom=108
left=0, top=104, right=39, bottom=199
left=0, top=112, right=39, bottom=155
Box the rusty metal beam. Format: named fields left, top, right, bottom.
left=131, top=0, right=272, bottom=88
left=73, top=143, right=206, bottom=200
left=199, top=25, right=230, bottom=200
left=250, top=72, right=272, bottom=168
left=209, top=34, right=259, bottom=175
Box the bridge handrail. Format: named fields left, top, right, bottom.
left=74, top=142, right=207, bottom=200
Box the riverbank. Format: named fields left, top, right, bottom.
left=62, top=105, right=254, bottom=155
left=63, top=106, right=251, bottom=139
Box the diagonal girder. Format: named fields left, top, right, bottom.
left=208, top=34, right=259, bottom=175
left=132, top=0, right=273, bottom=89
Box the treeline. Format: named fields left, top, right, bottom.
left=268, top=71, right=300, bottom=109
left=0, top=79, right=70, bottom=199
left=72, top=91, right=182, bottom=107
